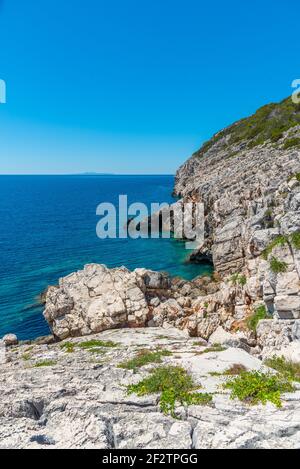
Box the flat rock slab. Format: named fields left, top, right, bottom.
left=0, top=327, right=300, bottom=449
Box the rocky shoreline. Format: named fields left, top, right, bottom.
left=1, top=97, right=300, bottom=449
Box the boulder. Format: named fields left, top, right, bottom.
left=44, top=264, right=151, bottom=340
left=208, top=326, right=241, bottom=348
left=2, top=334, right=18, bottom=347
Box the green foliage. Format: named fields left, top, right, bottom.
left=224, top=370, right=294, bottom=408
left=60, top=339, right=119, bottom=354
left=209, top=364, right=247, bottom=377
left=78, top=340, right=118, bottom=349
left=224, top=364, right=248, bottom=376
left=283, top=137, right=300, bottom=150
left=291, top=231, right=300, bottom=250
left=262, top=235, right=288, bottom=260
left=264, top=356, right=300, bottom=383
left=269, top=256, right=288, bottom=274
left=22, top=353, right=31, bottom=361
left=127, top=366, right=212, bottom=417
left=194, top=97, right=300, bottom=158
left=247, top=305, right=271, bottom=333
left=34, top=360, right=57, bottom=368
left=118, top=349, right=172, bottom=371
left=60, top=342, right=75, bottom=353
left=288, top=172, right=300, bottom=182
left=230, top=273, right=247, bottom=287
left=198, top=344, right=226, bottom=354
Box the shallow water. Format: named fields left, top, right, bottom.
left=0, top=175, right=212, bottom=339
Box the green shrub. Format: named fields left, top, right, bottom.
left=224, top=370, right=294, bottom=407
left=127, top=366, right=212, bottom=417
left=194, top=97, right=300, bottom=158
left=262, top=235, right=288, bottom=260
left=264, top=356, right=300, bottom=383
left=34, top=360, right=57, bottom=368
left=198, top=344, right=226, bottom=354
left=287, top=172, right=300, bottom=182
left=291, top=231, right=300, bottom=250
left=247, top=305, right=271, bottom=333
left=283, top=137, right=300, bottom=150
left=230, top=273, right=247, bottom=287
left=269, top=256, right=288, bottom=274
left=224, top=364, right=248, bottom=376
left=209, top=364, right=247, bottom=377
left=60, top=342, right=75, bottom=353
left=22, top=353, right=31, bottom=361
left=118, top=349, right=172, bottom=371
left=78, top=340, right=118, bottom=349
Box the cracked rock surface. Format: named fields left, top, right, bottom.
left=1, top=327, right=300, bottom=449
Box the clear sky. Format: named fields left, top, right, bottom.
left=0, top=0, right=299, bottom=174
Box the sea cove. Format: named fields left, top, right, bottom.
left=0, top=175, right=212, bottom=340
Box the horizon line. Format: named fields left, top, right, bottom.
left=0, top=172, right=175, bottom=176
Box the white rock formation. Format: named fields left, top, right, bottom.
left=1, top=327, right=300, bottom=449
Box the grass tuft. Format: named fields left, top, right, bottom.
left=118, top=349, right=172, bottom=371
left=269, top=256, right=288, bottom=274
left=247, top=305, right=271, bottom=333
left=262, top=235, right=288, bottom=260
left=291, top=231, right=300, bottom=250
left=60, top=342, right=75, bottom=353
left=264, top=356, right=300, bottom=383
left=34, top=360, right=57, bottom=368
left=198, top=344, right=226, bottom=355
left=283, top=137, right=300, bottom=150
left=230, top=273, right=247, bottom=287
left=78, top=340, right=118, bottom=349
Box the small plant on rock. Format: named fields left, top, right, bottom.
left=291, top=231, right=300, bottom=250
left=264, top=356, right=300, bottom=383
left=127, top=365, right=212, bottom=417
left=198, top=344, right=226, bottom=355
left=224, top=364, right=248, bottom=376
left=118, top=349, right=172, bottom=371
left=269, top=256, right=288, bottom=274
left=60, top=342, right=75, bottom=353
left=247, top=305, right=271, bottom=333
left=224, top=370, right=294, bottom=408
left=283, top=137, right=300, bottom=150
left=262, top=235, right=288, bottom=260
left=78, top=340, right=118, bottom=350
left=230, top=273, right=247, bottom=287
left=34, top=360, right=57, bottom=368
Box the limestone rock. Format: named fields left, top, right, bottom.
left=209, top=326, right=241, bottom=348
left=1, top=327, right=300, bottom=449
left=2, top=334, right=18, bottom=347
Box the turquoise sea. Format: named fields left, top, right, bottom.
left=0, top=175, right=212, bottom=339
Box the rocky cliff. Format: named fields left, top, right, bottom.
left=43, top=97, right=300, bottom=357
left=173, top=97, right=300, bottom=334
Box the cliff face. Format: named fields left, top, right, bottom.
left=174, top=97, right=300, bottom=322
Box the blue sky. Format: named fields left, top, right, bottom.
left=0, top=0, right=299, bottom=174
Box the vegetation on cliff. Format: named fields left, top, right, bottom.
left=195, top=97, right=300, bottom=157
